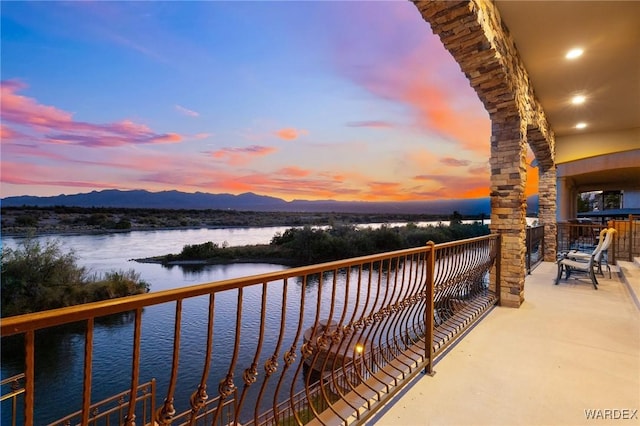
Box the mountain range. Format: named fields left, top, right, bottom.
left=1, top=189, right=539, bottom=215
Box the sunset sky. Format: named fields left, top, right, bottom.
left=1, top=1, right=538, bottom=202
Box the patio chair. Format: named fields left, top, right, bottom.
left=555, top=228, right=616, bottom=289
left=566, top=228, right=615, bottom=278
left=569, top=228, right=607, bottom=255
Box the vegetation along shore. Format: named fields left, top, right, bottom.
left=136, top=221, right=490, bottom=267
left=1, top=206, right=488, bottom=236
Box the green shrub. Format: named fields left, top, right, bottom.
left=1, top=239, right=149, bottom=317
left=14, top=215, right=38, bottom=227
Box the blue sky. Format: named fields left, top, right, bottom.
left=1, top=1, right=535, bottom=201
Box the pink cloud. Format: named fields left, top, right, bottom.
left=0, top=80, right=184, bottom=147
left=275, top=128, right=307, bottom=141
left=346, top=120, right=393, bottom=129
left=413, top=174, right=489, bottom=199
left=328, top=4, right=490, bottom=154
left=1, top=161, right=125, bottom=190
left=277, top=166, right=311, bottom=177
left=0, top=124, right=27, bottom=141
left=440, top=157, right=471, bottom=167
left=468, top=164, right=489, bottom=175
left=175, top=104, right=199, bottom=117
left=193, top=133, right=212, bottom=140
left=209, top=145, right=277, bottom=166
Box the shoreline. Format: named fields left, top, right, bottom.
left=1, top=223, right=297, bottom=238
left=133, top=256, right=297, bottom=266
left=1, top=206, right=477, bottom=238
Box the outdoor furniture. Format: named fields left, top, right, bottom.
left=566, top=228, right=615, bottom=278
left=555, top=228, right=616, bottom=289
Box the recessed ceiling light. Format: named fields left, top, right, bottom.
left=566, top=48, right=584, bottom=59
left=576, top=122, right=587, bottom=129
left=571, top=95, right=586, bottom=105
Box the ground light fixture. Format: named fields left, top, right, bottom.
left=355, top=343, right=364, bottom=355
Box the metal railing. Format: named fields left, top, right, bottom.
left=49, top=380, right=156, bottom=426
left=610, top=215, right=640, bottom=263
left=1, top=374, right=25, bottom=426
left=556, top=222, right=603, bottom=255
left=558, top=216, right=640, bottom=265
left=1, top=234, right=500, bottom=426
left=525, top=225, right=544, bottom=274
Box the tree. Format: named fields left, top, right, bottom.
left=450, top=211, right=463, bottom=226
left=577, top=193, right=590, bottom=213
left=2, top=238, right=149, bottom=317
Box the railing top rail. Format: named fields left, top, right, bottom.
left=432, top=233, right=499, bottom=250
left=0, top=373, right=25, bottom=386
left=2, top=234, right=498, bottom=337
left=558, top=222, right=603, bottom=227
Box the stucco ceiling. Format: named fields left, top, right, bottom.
left=495, top=1, right=640, bottom=139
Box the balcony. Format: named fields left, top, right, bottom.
left=2, top=235, right=503, bottom=425
left=373, top=260, right=640, bottom=425
left=2, top=1, right=638, bottom=424
left=2, top=227, right=638, bottom=425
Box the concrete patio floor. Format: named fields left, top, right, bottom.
left=370, top=260, right=640, bottom=426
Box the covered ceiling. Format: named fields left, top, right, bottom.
left=495, top=1, right=640, bottom=138
left=495, top=1, right=640, bottom=192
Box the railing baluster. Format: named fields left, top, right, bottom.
left=212, top=288, right=243, bottom=425
left=236, top=282, right=268, bottom=420
left=337, top=265, right=368, bottom=410
left=188, top=294, right=215, bottom=425
left=424, top=241, right=436, bottom=375
left=328, top=266, right=363, bottom=418
left=156, top=299, right=182, bottom=425
left=300, top=270, right=325, bottom=424
left=254, top=278, right=288, bottom=422
left=374, top=255, right=406, bottom=381
left=315, top=268, right=346, bottom=423
left=361, top=260, right=387, bottom=393
left=283, top=275, right=306, bottom=426
left=125, top=308, right=142, bottom=426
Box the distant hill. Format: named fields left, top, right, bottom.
left=1, top=189, right=539, bottom=215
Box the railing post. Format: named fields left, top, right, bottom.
left=82, top=318, right=94, bottom=426
left=424, top=241, right=436, bottom=376
left=125, top=308, right=143, bottom=426
left=610, top=220, right=617, bottom=265
left=629, top=214, right=634, bottom=262
left=24, top=330, right=35, bottom=426
left=496, top=234, right=502, bottom=306
left=526, top=227, right=531, bottom=275
left=541, top=226, right=545, bottom=268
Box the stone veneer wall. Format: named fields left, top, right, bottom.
left=412, top=0, right=557, bottom=307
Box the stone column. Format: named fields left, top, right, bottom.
left=538, top=165, right=557, bottom=261
left=490, top=119, right=527, bottom=308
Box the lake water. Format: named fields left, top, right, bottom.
left=0, top=219, right=528, bottom=423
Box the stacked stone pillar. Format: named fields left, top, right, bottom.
left=490, top=119, right=528, bottom=307
left=413, top=0, right=558, bottom=307
left=538, top=165, right=557, bottom=261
